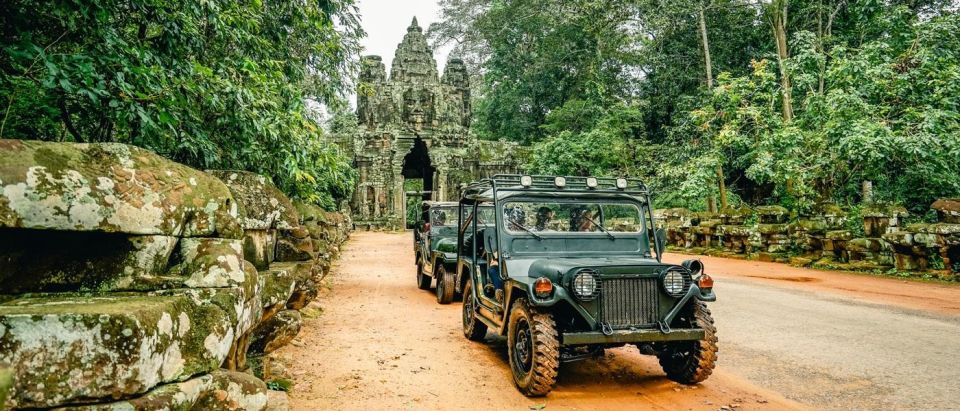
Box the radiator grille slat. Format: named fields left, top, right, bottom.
left=600, top=278, right=659, bottom=328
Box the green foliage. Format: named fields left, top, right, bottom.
left=674, top=10, right=960, bottom=212
left=265, top=378, right=294, bottom=392
left=404, top=179, right=424, bottom=228
left=845, top=205, right=865, bottom=238
left=0, top=0, right=363, bottom=209
left=464, top=0, right=645, bottom=142
left=435, top=0, right=960, bottom=213
left=527, top=101, right=640, bottom=176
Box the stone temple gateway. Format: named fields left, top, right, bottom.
left=337, top=17, right=525, bottom=229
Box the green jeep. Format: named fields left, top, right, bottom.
left=457, top=175, right=718, bottom=396
left=414, top=201, right=462, bottom=303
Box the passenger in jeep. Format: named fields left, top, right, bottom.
left=534, top=206, right=555, bottom=231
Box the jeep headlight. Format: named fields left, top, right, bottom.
left=661, top=267, right=692, bottom=297
left=571, top=269, right=600, bottom=301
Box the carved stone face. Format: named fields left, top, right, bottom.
left=403, top=87, right=434, bottom=131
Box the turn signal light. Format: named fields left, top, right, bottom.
left=697, top=274, right=714, bottom=291
left=533, top=277, right=554, bottom=298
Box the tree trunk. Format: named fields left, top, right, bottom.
left=699, top=5, right=723, bottom=213
left=717, top=165, right=728, bottom=210
left=861, top=180, right=873, bottom=204
left=698, top=8, right=714, bottom=89
left=770, top=0, right=793, bottom=122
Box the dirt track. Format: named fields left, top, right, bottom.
left=276, top=231, right=960, bottom=410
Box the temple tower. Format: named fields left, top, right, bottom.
left=340, top=17, right=524, bottom=229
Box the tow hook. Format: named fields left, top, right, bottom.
left=658, top=321, right=671, bottom=334
left=600, top=322, right=613, bottom=336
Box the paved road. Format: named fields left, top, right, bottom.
left=661, top=253, right=960, bottom=410
left=278, top=232, right=960, bottom=410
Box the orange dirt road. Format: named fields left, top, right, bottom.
left=277, top=232, right=960, bottom=410
left=277, top=232, right=803, bottom=411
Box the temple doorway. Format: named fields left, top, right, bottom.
left=402, top=137, right=434, bottom=227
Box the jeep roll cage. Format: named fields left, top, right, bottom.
left=457, top=174, right=664, bottom=264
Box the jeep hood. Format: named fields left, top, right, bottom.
left=505, top=257, right=668, bottom=281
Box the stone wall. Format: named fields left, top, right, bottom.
left=656, top=201, right=959, bottom=280
left=0, top=140, right=351, bottom=410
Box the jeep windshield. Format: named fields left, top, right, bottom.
left=500, top=200, right=650, bottom=255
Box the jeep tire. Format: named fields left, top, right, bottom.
left=462, top=281, right=487, bottom=341
left=656, top=301, right=718, bottom=384
left=436, top=265, right=455, bottom=304
left=507, top=298, right=559, bottom=397
left=416, top=259, right=431, bottom=290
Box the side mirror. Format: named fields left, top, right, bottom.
left=655, top=228, right=667, bottom=252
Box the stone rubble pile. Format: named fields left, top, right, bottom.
left=0, top=140, right=350, bottom=410
left=656, top=200, right=959, bottom=279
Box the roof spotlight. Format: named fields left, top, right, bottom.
left=555, top=176, right=567, bottom=188
left=586, top=177, right=598, bottom=189
left=616, top=178, right=628, bottom=189
left=520, top=175, right=533, bottom=187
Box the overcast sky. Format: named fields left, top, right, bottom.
left=356, top=0, right=452, bottom=72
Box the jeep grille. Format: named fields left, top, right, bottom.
left=599, top=277, right=660, bottom=328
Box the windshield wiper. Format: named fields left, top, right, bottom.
left=512, top=222, right=543, bottom=240
left=585, top=216, right=616, bottom=240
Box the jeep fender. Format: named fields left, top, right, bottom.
left=502, top=277, right=602, bottom=333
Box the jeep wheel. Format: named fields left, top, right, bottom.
left=507, top=298, right=559, bottom=397
left=436, top=265, right=455, bottom=304
left=462, top=281, right=487, bottom=341
left=656, top=301, right=718, bottom=384
left=416, top=260, right=431, bottom=290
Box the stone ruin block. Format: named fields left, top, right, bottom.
left=789, top=218, right=829, bottom=253
left=895, top=220, right=960, bottom=273
left=0, top=140, right=241, bottom=238
left=690, top=213, right=720, bottom=248
left=248, top=310, right=303, bottom=356
left=719, top=224, right=755, bottom=254
left=932, top=198, right=960, bottom=224
left=211, top=170, right=316, bottom=265
left=882, top=231, right=929, bottom=271
left=755, top=205, right=789, bottom=224
left=718, top=207, right=752, bottom=225
left=757, top=224, right=791, bottom=252
left=0, top=140, right=282, bottom=409
left=879, top=198, right=960, bottom=274
left=846, top=237, right=890, bottom=264
left=0, top=232, right=178, bottom=294
left=0, top=140, right=355, bottom=410
left=816, top=203, right=848, bottom=229
left=0, top=292, right=238, bottom=408
left=823, top=230, right=852, bottom=261
left=206, top=171, right=299, bottom=232
left=862, top=204, right=908, bottom=237
left=65, top=370, right=268, bottom=411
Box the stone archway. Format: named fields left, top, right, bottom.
left=400, top=137, right=434, bottom=227
left=401, top=137, right=434, bottom=198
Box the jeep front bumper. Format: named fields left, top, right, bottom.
left=561, top=328, right=705, bottom=345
